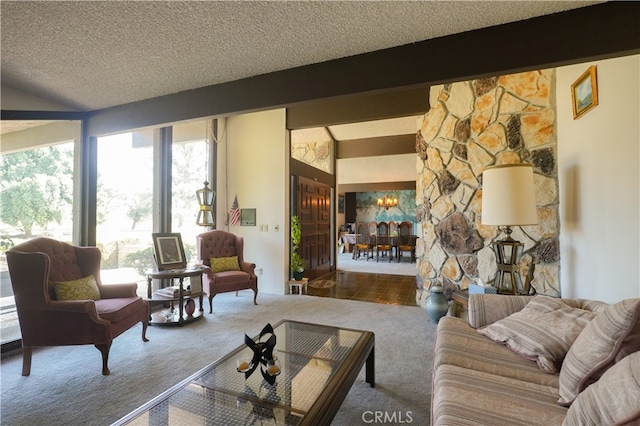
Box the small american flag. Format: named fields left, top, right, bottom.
left=230, top=195, right=240, bottom=226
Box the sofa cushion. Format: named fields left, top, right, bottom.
left=54, top=274, right=100, bottom=301
left=435, top=317, right=558, bottom=387
left=432, top=364, right=567, bottom=426
left=209, top=256, right=240, bottom=273
left=477, top=295, right=597, bottom=373
left=558, top=298, right=640, bottom=406
left=468, top=294, right=533, bottom=328
left=562, top=352, right=640, bottom=426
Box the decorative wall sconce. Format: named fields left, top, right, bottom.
left=377, top=194, right=398, bottom=210
left=196, top=181, right=216, bottom=227
left=481, top=164, right=537, bottom=295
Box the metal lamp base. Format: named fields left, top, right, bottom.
left=491, top=227, right=529, bottom=295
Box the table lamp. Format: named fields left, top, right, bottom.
left=481, top=164, right=537, bottom=294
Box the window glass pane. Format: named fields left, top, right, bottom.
left=291, top=128, right=334, bottom=174
left=0, top=120, right=79, bottom=345
left=172, top=120, right=210, bottom=262
left=96, top=131, right=153, bottom=292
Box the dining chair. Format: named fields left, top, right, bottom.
left=368, top=221, right=378, bottom=258
left=376, top=221, right=392, bottom=262
left=397, top=221, right=416, bottom=263
left=389, top=221, right=398, bottom=258
left=354, top=222, right=373, bottom=260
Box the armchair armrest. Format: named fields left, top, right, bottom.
left=20, top=302, right=110, bottom=347
left=99, top=283, right=138, bottom=299
left=240, top=261, right=256, bottom=276
left=468, top=294, right=534, bottom=329
left=47, top=300, right=113, bottom=323
left=48, top=299, right=98, bottom=314
left=202, top=266, right=214, bottom=279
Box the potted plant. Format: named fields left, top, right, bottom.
left=290, top=215, right=306, bottom=280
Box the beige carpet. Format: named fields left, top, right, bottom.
left=1, top=291, right=435, bottom=425
left=337, top=252, right=417, bottom=276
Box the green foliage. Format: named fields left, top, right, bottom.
left=0, top=146, right=72, bottom=237
left=123, top=247, right=155, bottom=276
left=0, top=237, right=14, bottom=254
left=291, top=215, right=301, bottom=248
left=290, top=215, right=305, bottom=272
left=115, top=243, right=196, bottom=276
left=290, top=252, right=305, bottom=273
left=127, top=194, right=152, bottom=230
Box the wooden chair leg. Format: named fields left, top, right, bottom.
left=141, top=320, right=149, bottom=342
left=21, top=347, right=32, bottom=376
left=253, top=289, right=258, bottom=305
left=95, top=343, right=112, bottom=376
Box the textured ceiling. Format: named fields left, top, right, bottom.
left=0, top=1, right=599, bottom=112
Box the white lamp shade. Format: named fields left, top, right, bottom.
left=481, top=164, right=538, bottom=226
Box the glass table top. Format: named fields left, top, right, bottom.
left=114, top=320, right=370, bottom=426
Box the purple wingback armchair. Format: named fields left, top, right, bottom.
left=6, top=237, right=149, bottom=376
left=196, top=230, right=258, bottom=313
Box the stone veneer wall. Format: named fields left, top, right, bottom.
left=415, top=70, right=560, bottom=307
left=291, top=139, right=331, bottom=173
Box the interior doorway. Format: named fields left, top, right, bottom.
left=296, top=176, right=332, bottom=280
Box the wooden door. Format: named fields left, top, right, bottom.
left=297, top=177, right=331, bottom=279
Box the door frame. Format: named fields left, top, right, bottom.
left=290, top=159, right=336, bottom=278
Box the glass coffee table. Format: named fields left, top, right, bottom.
left=112, top=320, right=375, bottom=426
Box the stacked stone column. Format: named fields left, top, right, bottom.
left=415, top=70, right=560, bottom=306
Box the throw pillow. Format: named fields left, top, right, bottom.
left=563, top=351, right=640, bottom=426
left=54, top=274, right=101, bottom=301
left=209, top=256, right=240, bottom=273
left=558, top=298, right=640, bottom=406
left=477, top=295, right=597, bottom=373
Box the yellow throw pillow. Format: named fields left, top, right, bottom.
left=209, top=256, right=241, bottom=273
left=54, top=274, right=101, bottom=301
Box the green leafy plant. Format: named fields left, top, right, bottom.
left=290, top=215, right=305, bottom=273
left=290, top=252, right=306, bottom=273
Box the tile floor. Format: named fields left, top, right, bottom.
left=306, top=270, right=418, bottom=307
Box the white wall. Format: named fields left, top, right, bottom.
left=337, top=154, right=416, bottom=184
left=557, top=55, right=640, bottom=302
left=216, top=109, right=289, bottom=295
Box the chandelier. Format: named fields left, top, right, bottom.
left=377, top=194, right=398, bottom=210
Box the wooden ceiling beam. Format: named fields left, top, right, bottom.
left=337, top=134, right=416, bottom=159
left=286, top=87, right=429, bottom=130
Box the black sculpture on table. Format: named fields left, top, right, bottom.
left=239, top=323, right=279, bottom=385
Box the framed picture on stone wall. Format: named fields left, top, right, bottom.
left=571, top=65, right=598, bottom=119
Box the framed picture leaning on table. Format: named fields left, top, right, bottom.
left=152, top=233, right=187, bottom=271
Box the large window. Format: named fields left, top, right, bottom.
left=1, top=118, right=213, bottom=348
left=96, top=131, right=154, bottom=291
left=171, top=120, right=211, bottom=261
left=0, top=120, right=80, bottom=345
left=95, top=119, right=212, bottom=293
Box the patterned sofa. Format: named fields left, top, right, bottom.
left=431, top=294, right=640, bottom=425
